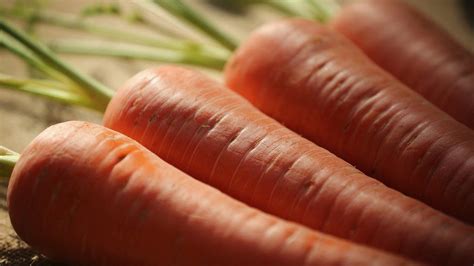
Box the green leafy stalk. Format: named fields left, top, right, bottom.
left=35, top=9, right=186, bottom=50
left=80, top=2, right=151, bottom=28
left=50, top=40, right=227, bottom=70
left=0, top=74, right=100, bottom=111
left=3, top=8, right=227, bottom=57
left=255, top=0, right=338, bottom=22
left=81, top=2, right=121, bottom=17
left=0, top=33, right=69, bottom=82
left=266, top=1, right=307, bottom=17
left=152, top=0, right=237, bottom=50
left=304, top=0, right=339, bottom=22
left=0, top=18, right=114, bottom=111
left=0, top=146, right=19, bottom=178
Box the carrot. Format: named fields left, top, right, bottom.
left=224, top=19, right=474, bottom=224
left=103, top=66, right=474, bottom=265
left=330, top=0, right=474, bottom=128
left=8, top=121, right=411, bottom=266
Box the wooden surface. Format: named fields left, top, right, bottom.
left=1, top=0, right=473, bottom=265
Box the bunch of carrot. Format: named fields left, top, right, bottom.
left=1, top=0, right=474, bottom=265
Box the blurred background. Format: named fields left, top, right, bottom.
left=0, top=0, right=473, bottom=265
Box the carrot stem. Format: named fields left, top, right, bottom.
left=0, top=18, right=114, bottom=111
left=49, top=40, right=227, bottom=70
left=0, top=74, right=100, bottom=111
left=152, top=0, right=238, bottom=51
left=264, top=1, right=304, bottom=17
left=80, top=2, right=121, bottom=17
left=0, top=2, right=235, bottom=109
left=79, top=2, right=159, bottom=32
left=0, top=146, right=19, bottom=178
left=304, top=0, right=340, bottom=22
left=255, top=0, right=339, bottom=22
left=3, top=8, right=227, bottom=56
left=35, top=9, right=190, bottom=51
left=0, top=33, right=69, bottom=82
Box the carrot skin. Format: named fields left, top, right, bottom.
left=8, top=121, right=413, bottom=266
left=330, top=0, right=474, bottom=128
left=225, top=19, right=474, bottom=224
left=104, top=66, right=474, bottom=265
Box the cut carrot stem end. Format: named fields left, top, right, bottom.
left=0, top=146, right=19, bottom=178
left=152, top=0, right=238, bottom=51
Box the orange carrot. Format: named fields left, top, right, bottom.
left=330, top=0, right=474, bottom=128
left=225, top=19, right=474, bottom=224
left=104, top=66, right=474, bottom=265
left=8, top=121, right=411, bottom=266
